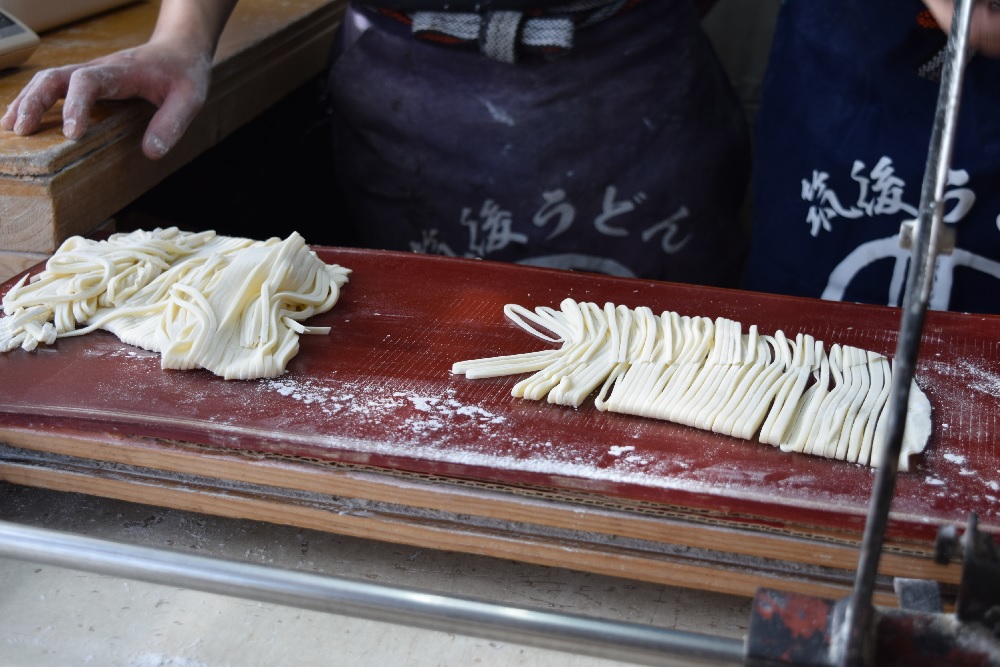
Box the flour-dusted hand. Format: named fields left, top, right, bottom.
left=0, top=0, right=237, bottom=159
left=923, top=0, right=1000, bottom=57
left=1, top=43, right=213, bottom=159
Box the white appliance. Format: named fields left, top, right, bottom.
left=0, top=9, right=37, bottom=71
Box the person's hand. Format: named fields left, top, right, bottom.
left=0, top=40, right=212, bottom=159
left=923, top=0, right=1000, bottom=57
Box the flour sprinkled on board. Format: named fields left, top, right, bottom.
left=258, top=377, right=404, bottom=418
left=249, top=373, right=843, bottom=501
left=958, top=358, right=1000, bottom=396
left=81, top=344, right=156, bottom=360
left=256, top=376, right=506, bottom=438
left=264, top=379, right=336, bottom=406
left=393, top=391, right=506, bottom=436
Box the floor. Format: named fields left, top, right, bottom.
left=0, top=483, right=752, bottom=666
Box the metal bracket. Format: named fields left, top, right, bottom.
left=899, top=220, right=956, bottom=255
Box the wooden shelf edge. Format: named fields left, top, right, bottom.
left=0, top=426, right=960, bottom=587
left=0, top=459, right=902, bottom=607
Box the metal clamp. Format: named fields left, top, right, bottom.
left=899, top=220, right=956, bottom=255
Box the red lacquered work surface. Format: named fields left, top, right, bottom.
left=1, top=248, right=998, bottom=541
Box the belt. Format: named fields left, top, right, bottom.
left=366, top=0, right=641, bottom=63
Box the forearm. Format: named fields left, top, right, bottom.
left=149, top=0, right=240, bottom=56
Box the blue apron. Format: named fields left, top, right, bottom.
left=746, top=0, right=1000, bottom=314
left=326, top=0, right=751, bottom=286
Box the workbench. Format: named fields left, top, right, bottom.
left=2, top=247, right=996, bottom=612
left=0, top=0, right=346, bottom=282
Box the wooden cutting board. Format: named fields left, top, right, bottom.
left=1, top=247, right=997, bottom=552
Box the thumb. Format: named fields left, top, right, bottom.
left=140, top=86, right=205, bottom=159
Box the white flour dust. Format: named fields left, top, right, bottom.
left=81, top=344, right=155, bottom=360
left=943, top=452, right=967, bottom=465
left=259, top=377, right=402, bottom=418
left=257, top=377, right=506, bottom=438
left=622, top=454, right=652, bottom=466
left=394, top=391, right=507, bottom=435
left=958, top=358, right=1000, bottom=396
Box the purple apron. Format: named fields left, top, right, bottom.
left=326, top=0, right=751, bottom=286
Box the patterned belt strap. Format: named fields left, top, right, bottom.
left=401, top=0, right=635, bottom=63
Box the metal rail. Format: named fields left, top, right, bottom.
left=840, top=0, right=976, bottom=665
left=0, top=519, right=744, bottom=666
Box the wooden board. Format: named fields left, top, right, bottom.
left=0, top=249, right=47, bottom=284
left=1, top=248, right=995, bottom=598
left=0, top=0, right=346, bottom=253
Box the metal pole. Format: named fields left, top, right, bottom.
left=839, top=1, right=975, bottom=665
left=0, top=520, right=744, bottom=666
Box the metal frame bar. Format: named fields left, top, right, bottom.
left=840, top=0, right=976, bottom=664
left=0, top=519, right=744, bottom=666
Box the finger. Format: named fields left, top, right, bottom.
left=974, top=4, right=1000, bottom=57
left=141, top=85, right=205, bottom=159
left=2, top=67, right=77, bottom=135
left=61, top=65, right=137, bottom=139
left=0, top=97, right=22, bottom=130
left=0, top=84, right=28, bottom=129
